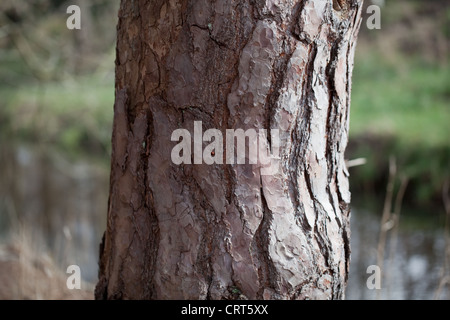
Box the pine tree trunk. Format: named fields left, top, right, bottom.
left=96, top=0, right=363, bottom=300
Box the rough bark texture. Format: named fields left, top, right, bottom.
left=96, top=0, right=363, bottom=300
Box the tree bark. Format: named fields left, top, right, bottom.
left=96, top=0, right=363, bottom=300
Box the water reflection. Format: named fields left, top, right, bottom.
left=347, top=207, right=448, bottom=300
left=0, top=143, right=448, bottom=299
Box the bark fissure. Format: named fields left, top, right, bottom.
left=253, top=181, right=278, bottom=298
left=97, top=0, right=363, bottom=300
left=142, top=108, right=159, bottom=299
left=290, top=43, right=317, bottom=227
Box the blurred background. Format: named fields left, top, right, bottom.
left=0, top=0, right=448, bottom=299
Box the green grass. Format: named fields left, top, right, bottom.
left=349, top=53, right=450, bottom=204
left=350, top=55, right=450, bottom=148
left=0, top=74, right=114, bottom=159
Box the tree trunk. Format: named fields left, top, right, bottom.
left=96, top=0, right=363, bottom=300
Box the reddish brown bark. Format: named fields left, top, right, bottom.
left=96, top=0, right=363, bottom=300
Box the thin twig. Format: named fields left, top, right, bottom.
left=386, top=175, right=408, bottom=299
left=376, top=156, right=396, bottom=299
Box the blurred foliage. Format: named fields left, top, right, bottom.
left=0, top=0, right=119, bottom=83
left=349, top=0, right=450, bottom=206
left=0, top=75, right=114, bottom=158
left=351, top=56, right=449, bottom=148
left=0, top=0, right=448, bottom=205
left=0, top=0, right=119, bottom=159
